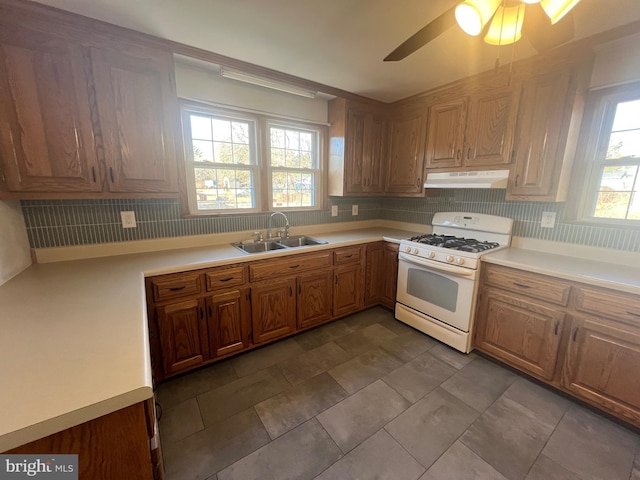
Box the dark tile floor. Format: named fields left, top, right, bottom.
left=156, top=307, right=640, bottom=480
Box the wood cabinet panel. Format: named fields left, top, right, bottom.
left=89, top=46, right=179, bottom=194
left=207, top=288, right=250, bottom=357
left=425, top=98, right=466, bottom=169
left=157, top=298, right=208, bottom=375
left=574, top=286, right=640, bottom=327
left=563, top=315, right=640, bottom=425
left=475, top=287, right=565, bottom=380
left=297, top=270, right=332, bottom=329
left=344, top=107, right=366, bottom=193
left=333, top=264, right=364, bottom=318
left=482, top=263, right=571, bottom=306
left=364, top=242, right=383, bottom=307
left=380, top=242, right=399, bottom=309
left=385, top=109, right=426, bottom=195
left=205, top=264, right=247, bottom=291
left=0, top=26, right=101, bottom=193
left=249, top=251, right=331, bottom=281
left=333, top=245, right=362, bottom=265
left=251, top=278, right=297, bottom=344
left=363, top=113, right=387, bottom=193
left=150, top=271, right=202, bottom=303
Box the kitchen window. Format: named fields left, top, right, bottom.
left=182, top=102, right=323, bottom=214
left=573, top=82, right=640, bottom=225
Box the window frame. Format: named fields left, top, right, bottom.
left=180, top=100, right=326, bottom=215
left=569, top=81, right=640, bottom=227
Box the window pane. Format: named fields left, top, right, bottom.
left=612, top=100, right=640, bottom=131
left=272, top=171, right=314, bottom=208
left=300, top=132, right=313, bottom=151
left=285, top=150, right=300, bottom=168
left=271, top=148, right=285, bottom=167
left=211, top=119, right=232, bottom=142
left=233, top=144, right=250, bottom=165
left=213, top=142, right=233, bottom=163
left=231, top=122, right=249, bottom=144
left=271, top=128, right=285, bottom=148
left=190, top=115, right=212, bottom=140
left=606, top=130, right=640, bottom=159
left=300, top=151, right=312, bottom=169
left=269, top=126, right=317, bottom=169
left=194, top=167, right=254, bottom=210
left=192, top=140, right=214, bottom=162
left=593, top=165, right=639, bottom=219
left=286, top=130, right=300, bottom=150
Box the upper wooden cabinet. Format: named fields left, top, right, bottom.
left=0, top=18, right=181, bottom=198
left=328, top=98, right=387, bottom=196
left=0, top=25, right=101, bottom=194
left=506, top=64, right=588, bottom=202
left=385, top=107, right=427, bottom=196
left=89, top=46, right=179, bottom=194
left=424, top=86, right=518, bottom=170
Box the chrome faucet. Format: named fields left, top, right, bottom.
left=268, top=211, right=290, bottom=239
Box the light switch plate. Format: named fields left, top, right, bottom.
left=120, top=211, right=137, bottom=228
left=352, top=205, right=358, bottom=216
left=331, top=205, right=338, bottom=217
left=541, top=211, right=556, bottom=228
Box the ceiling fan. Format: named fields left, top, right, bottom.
left=384, top=0, right=581, bottom=61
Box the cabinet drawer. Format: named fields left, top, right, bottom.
left=574, top=286, right=640, bottom=326
left=482, top=264, right=571, bottom=306
left=249, top=252, right=332, bottom=281
left=150, top=271, right=202, bottom=302
left=333, top=246, right=362, bottom=265
left=205, top=265, right=247, bottom=291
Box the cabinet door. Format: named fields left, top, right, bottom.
left=251, top=278, right=297, bottom=344
left=507, top=69, right=572, bottom=199
left=0, top=27, right=101, bottom=193
left=465, top=89, right=517, bottom=167
left=362, top=114, right=387, bottom=193
left=386, top=110, right=426, bottom=195
left=562, top=316, right=640, bottom=425
left=89, top=47, right=179, bottom=194
left=344, top=108, right=367, bottom=194
left=364, top=242, right=383, bottom=307
left=206, top=288, right=250, bottom=358
left=474, top=287, right=565, bottom=380
left=333, top=264, right=364, bottom=318
left=157, top=298, right=208, bottom=375
left=297, top=271, right=333, bottom=329
left=424, top=98, right=466, bottom=169
left=380, top=242, right=399, bottom=309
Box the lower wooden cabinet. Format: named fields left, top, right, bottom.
left=475, top=287, right=565, bottom=380
left=156, top=298, right=208, bottom=375
left=251, top=278, right=297, bottom=344
left=475, top=262, right=640, bottom=428
left=364, top=243, right=384, bottom=307
left=333, top=264, right=364, bottom=317
left=380, top=242, right=399, bottom=309
left=562, top=315, right=640, bottom=426
left=206, top=288, right=250, bottom=357
left=297, top=270, right=333, bottom=329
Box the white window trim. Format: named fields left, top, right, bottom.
left=181, top=101, right=326, bottom=215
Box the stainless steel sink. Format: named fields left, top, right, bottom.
left=232, top=241, right=286, bottom=254
left=277, top=235, right=327, bottom=247
left=232, top=235, right=327, bottom=254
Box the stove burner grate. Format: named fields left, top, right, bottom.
left=408, top=234, right=500, bottom=253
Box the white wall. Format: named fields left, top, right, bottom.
left=0, top=201, right=31, bottom=285
left=590, top=33, right=640, bottom=88
left=174, top=55, right=329, bottom=124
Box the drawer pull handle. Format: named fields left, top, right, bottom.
left=343, top=254, right=354, bottom=259
left=626, top=311, right=640, bottom=318
left=289, top=286, right=293, bottom=297
left=289, top=264, right=300, bottom=269
left=512, top=282, right=531, bottom=289
left=554, top=321, right=559, bottom=336
left=219, top=277, right=233, bottom=282
left=169, top=286, right=186, bottom=291
left=572, top=328, right=579, bottom=342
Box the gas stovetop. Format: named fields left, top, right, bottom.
left=408, top=234, right=501, bottom=253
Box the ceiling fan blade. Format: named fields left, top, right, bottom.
left=384, top=5, right=457, bottom=62
left=522, top=3, right=575, bottom=53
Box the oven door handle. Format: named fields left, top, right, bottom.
left=398, top=252, right=475, bottom=277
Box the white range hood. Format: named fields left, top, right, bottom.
left=424, top=170, right=510, bottom=189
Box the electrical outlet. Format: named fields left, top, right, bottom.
left=352, top=205, right=358, bottom=216
left=120, top=211, right=137, bottom=228
left=541, top=211, right=556, bottom=228
left=331, top=205, right=338, bottom=217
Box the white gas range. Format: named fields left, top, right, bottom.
left=395, top=212, right=513, bottom=353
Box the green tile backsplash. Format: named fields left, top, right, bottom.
left=21, top=190, right=640, bottom=252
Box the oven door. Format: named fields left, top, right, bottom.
left=396, top=252, right=477, bottom=332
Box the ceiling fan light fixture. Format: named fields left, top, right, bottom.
left=484, top=4, right=525, bottom=45
left=455, top=0, right=502, bottom=36
left=540, top=0, right=581, bottom=24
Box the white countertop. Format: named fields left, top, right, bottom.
left=0, top=226, right=414, bottom=452
left=482, top=248, right=640, bottom=295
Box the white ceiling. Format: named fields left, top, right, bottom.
left=32, top=0, right=640, bottom=103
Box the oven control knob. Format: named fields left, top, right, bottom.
left=428, top=251, right=436, bottom=258
left=405, top=246, right=412, bottom=253
left=446, top=255, right=454, bottom=263
left=457, top=258, right=465, bottom=265
left=413, top=248, right=419, bottom=255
